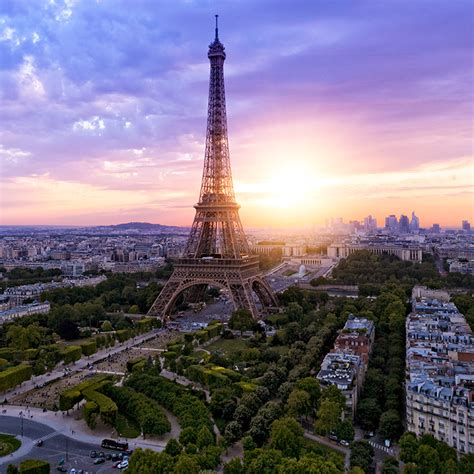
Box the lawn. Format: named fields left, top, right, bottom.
left=115, top=414, right=140, bottom=438
left=0, top=433, right=21, bottom=457
left=206, top=337, right=248, bottom=354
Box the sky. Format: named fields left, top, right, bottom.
left=0, top=0, right=473, bottom=228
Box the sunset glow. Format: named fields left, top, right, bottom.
left=0, top=1, right=472, bottom=227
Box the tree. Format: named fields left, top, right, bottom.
left=356, top=398, right=381, bottom=431
left=287, top=388, right=312, bottom=418
left=196, top=426, right=214, bottom=450
left=6, top=465, right=18, bottom=474
left=179, top=427, right=198, bottom=447
left=164, top=438, right=182, bottom=457
left=58, top=319, right=80, bottom=340
left=415, top=444, right=440, bottom=474
left=224, top=421, right=242, bottom=443
left=229, top=309, right=254, bottom=333
left=381, top=457, right=398, bottom=474
left=296, top=377, right=321, bottom=409
left=335, top=420, right=354, bottom=442
left=379, top=409, right=401, bottom=440
left=399, top=432, right=418, bottom=463
left=459, top=454, right=474, bottom=474
left=101, top=320, right=113, bottom=332
left=174, top=453, right=200, bottom=474
left=270, top=417, right=304, bottom=458
left=314, top=399, right=341, bottom=435
left=350, top=441, right=374, bottom=473
left=321, top=385, right=346, bottom=412
left=224, top=458, right=244, bottom=474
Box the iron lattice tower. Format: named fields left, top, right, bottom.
left=148, top=17, right=278, bottom=319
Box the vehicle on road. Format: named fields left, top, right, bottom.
left=339, top=440, right=350, bottom=447
left=118, top=460, right=128, bottom=469
left=90, top=450, right=97, bottom=458
left=36, top=439, right=43, bottom=447
left=94, top=457, right=105, bottom=465
left=56, top=467, right=67, bottom=473
left=101, top=439, right=128, bottom=451
left=328, top=433, right=338, bottom=441
left=113, top=461, right=121, bottom=468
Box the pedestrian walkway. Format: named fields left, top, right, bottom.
left=368, top=440, right=395, bottom=456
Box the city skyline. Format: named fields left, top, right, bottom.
left=1, top=1, right=473, bottom=227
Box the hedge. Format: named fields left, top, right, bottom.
left=106, top=386, right=170, bottom=436
left=116, top=329, right=132, bottom=343
left=80, top=340, right=97, bottom=356
left=83, top=400, right=99, bottom=428
left=185, top=364, right=242, bottom=389
left=206, top=323, right=223, bottom=339
left=0, top=364, right=32, bottom=392
left=19, top=459, right=50, bottom=473
left=126, top=374, right=213, bottom=433
left=59, top=374, right=111, bottom=411
left=126, top=357, right=146, bottom=373
left=0, top=358, right=8, bottom=367
left=61, top=346, right=81, bottom=364
left=22, top=349, right=39, bottom=361
left=195, top=330, right=209, bottom=344
left=0, top=348, right=18, bottom=361
left=83, top=389, right=117, bottom=425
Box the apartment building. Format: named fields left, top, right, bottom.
left=405, top=287, right=474, bottom=454
left=317, top=315, right=375, bottom=416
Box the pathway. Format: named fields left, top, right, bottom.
left=2, top=329, right=164, bottom=401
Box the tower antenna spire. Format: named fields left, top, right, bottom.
left=215, top=14, right=219, bottom=40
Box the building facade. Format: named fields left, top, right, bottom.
left=405, top=287, right=474, bottom=454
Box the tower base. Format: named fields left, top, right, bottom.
left=148, top=256, right=278, bottom=319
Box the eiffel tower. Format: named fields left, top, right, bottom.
left=148, top=17, right=278, bottom=319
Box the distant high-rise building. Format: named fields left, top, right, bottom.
left=410, top=211, right=420, bottom=232
left=462, top=220, right=471, bottom=232
left=364, top=215, right=377, bottom=232
left=399, top=214, right=410, bottom=233
left=432, top=223, right=441, bottom=233
left=385, top=214, right=398, bottom=232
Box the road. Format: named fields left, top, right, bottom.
left=0, top=416, right=114, bottom=473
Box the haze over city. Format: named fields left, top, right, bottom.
left=1, top=0, right=472, bottom=228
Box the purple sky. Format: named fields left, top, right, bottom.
left=1, top=0, right=473, bottom=227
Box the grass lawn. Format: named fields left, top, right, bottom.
left=115, top=414, right=140, bottom=438
left=0, top=433, right=21, bottom=457
left=206, top=338, right=248, bottom=354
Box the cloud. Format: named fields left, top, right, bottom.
left=0, top=0, right=472, bottom=225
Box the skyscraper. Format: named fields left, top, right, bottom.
left=410, top=211, right=420, bottom=232
left=462, top=220, right=471, bottom=232
left=399, top=214, right=410, bottom=233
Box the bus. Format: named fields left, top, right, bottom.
left=101, top=439, right=129, bottom=451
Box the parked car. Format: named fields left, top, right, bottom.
left=329, top=434, right=338, bottom=441
left=94, top=457, right=105, bottom=465
left=98, top=451, right=105, bottom=458
left=36, top=439, right=43, bottom=447
left=106, top=453, right=112, bottom=460
left=56, top=467, right=67, bottom=473
left=118, top=460, right=128, bottom=470
left=113, top=461, right=121, bottom=468
left=339, top=440, right=350, bottom=447
left=112, top=454, right=119, bottom=461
